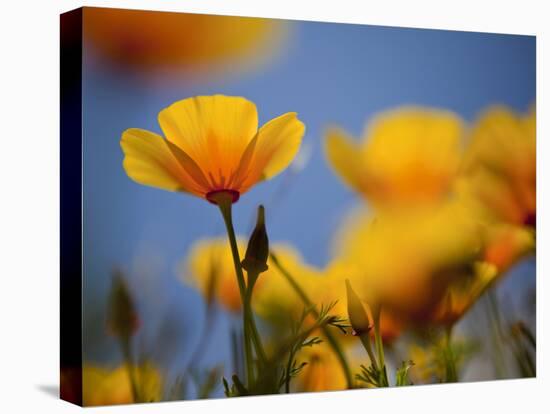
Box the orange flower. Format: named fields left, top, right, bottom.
left=84, top=8, right=286, bottom=75
left=121, top=95, right=305, bottom=203
left=82, top=363, right=162, bottom=406
left=332, top=199, right=485, bottom=322
left=460, top=105, right=536, bottom=228
left=183, top=237, right=248, bottom=313
left=458, top=105, right=536, bottom=272
left=324, top=108, right=464, bottom=209
left=295, top=344, right=348, bottom=392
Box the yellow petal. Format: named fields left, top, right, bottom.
left=463, top=106, right=535, bottom=179
left=121, top=128, right=205, bottom=195
left=239, top=112, right=305, bottom=191
left=362, top=108, right=463, bottom=206
left=82, top=363, right=162, bottom=406
left=332, top=199, right=485, bottom=319
left=461, top=105, right=536, bottom=227
left=184, top=237, right=247, bottom=313
left=297, top=344, right=347, bottom=392
left=324, top=127, right=365, bottom=194
left=158, top=95, right=258, bottom=189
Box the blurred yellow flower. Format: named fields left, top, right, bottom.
left=253, top=245, right=323, bottom=324
left=429, top=261, right=498, bottom=327
left=184, top=237, right=248, bottom=313
left=460, top=105, right=536, bottom=228
left=121, top=95, right=305, bottom=204
left=295, top=343, right=348, bottom=392
left=82, top=363, right=162, bottom=406
left=457, top=105, right=536, bottom=275
left=84, top=8, right=286, bottom=75
left=324, top=108, right=464, bottom=209
left=333, top=199, right=484, bottom=321
left=185, top=239, right=320, bottom=318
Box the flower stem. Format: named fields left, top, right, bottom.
left=444, top=325, right=458, bottom=382
left=270, top=252, right=354, bottom=388
left=120, top=337, right=140, bottom=403
left=359, top=334, right=378, bottom=371
left=217, top=198, right=267, bottom=386
left=245, top=281, right=267, bottom=364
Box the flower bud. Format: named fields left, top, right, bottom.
left=241, top=205, right=269, bottom=274
left=345, top=279, right=372, bottom=336
left=108, top=270, right=139, bottom=338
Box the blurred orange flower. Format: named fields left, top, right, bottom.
left=324, top=108, right=464, bottom=209
left=84, top=8, right=286, bottom=77
left=332, top=199, right=485, bottom=322
left=458, top=105, right=536, bottom=273
left=184, top=237, right=248, bottom=313
left=253, top=245, right=322, bottom=323
left=121, top=95, right=305, bottom=204
left=185, top=239, right=318, bottom=317
left=295, top=343, right=348, bottom=392
left=82, top=363, right=162, bottom=406
left=460, top=105, right=536, bottom=228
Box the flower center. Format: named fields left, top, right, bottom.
left=206, top=189, right=240, bottom=205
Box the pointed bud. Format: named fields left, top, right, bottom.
left=241, top=205, right=269, bottom=274
left=107, top=269, right=139, bottom=338
left=345, top=279, right=372, bottom=336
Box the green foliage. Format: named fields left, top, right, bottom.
left=223, top=301, right=349, bottom=396
left=356, top=360, right=414, bottom=388
left=509, top=321, right=536, bottom=377
left=395, top=360, right=415, bottom=386
left=356, top=364, right=386, bottom=388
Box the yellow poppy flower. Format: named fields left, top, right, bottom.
left=184, top=237, right=249, bottom=313
left=121, top=95, right=305, bottom=203
left=184, top=238, right=317, bottom=317
left=333, top=199, right=484, bottom=321
left=82, top=363, right=162, bottom=406
left=460, top=105, right=536, bottom=228
left=295, top=343, right=348, bottom=392
left=324, top=107, right=464, bottom=208
left=84, top=8, right=286, bottom=74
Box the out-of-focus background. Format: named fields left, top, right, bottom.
left=81, top=7, right=535, bottom=399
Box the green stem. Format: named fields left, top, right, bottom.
left=359, top=334, right=378, bottom=371
left=218, top=201, right=254, bottom=386
left=284, top=346, right=296, bottom=393
left=245, top=281, right=267, bottom=365
left=217, top=199, right=267, bottom=387
left=270, top=253, right=353, bottom=388
left=444, top=325, right=458, bottom=383
left=120, top=337, right=140, bottom=403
